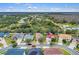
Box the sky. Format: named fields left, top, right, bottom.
left=0, top=3, right=79, bottom=12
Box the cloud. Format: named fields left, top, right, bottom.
left=0, top=3, right=79, bottom=12
left=33, top=6, right=37, bottom=9
left=27, top=6, right=38, bottom=9
left=27, top=6, right=32, bottom=9
left=0, top=6, right=79, bottom=12
left=50, top=7, right=79, bottom=12
left=23, top=8, right=79, bottom=12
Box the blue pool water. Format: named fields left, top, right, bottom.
left=0, top=32, right=9, bottom=37
left=0, top=32, right=5, bottom=37
left=5, top=48, right=24, bottom=55
left=28, top=48, right=42, bottom=55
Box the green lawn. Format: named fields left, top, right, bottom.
left=5, top=38, right=13, bottom=45
left=0, top=50, right=7, bottom=55
left=75, top=48, right=79, bottom=51
left=61, top=48, right=71, bottom=55
left=4, top=33, right=14, bottom=45
left=0, top=43, right=3, bottom=47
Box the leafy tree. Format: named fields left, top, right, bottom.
left=50, top=38, right=58, bottom=45
left=62, top=39, right=67, bottom=44
left=66, top=30, right=78, bottom=34
left=51, top=38, right=56, bottom=42
left=76, top=44, right=79, bottom=49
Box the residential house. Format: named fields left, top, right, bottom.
left=58, top=34, right=72, bottom=45
left=12, top=33, right=24, bottom=40
left=58, top=34, right=72, bottom=41
left=35, top=32, right=43, bottom=41
left=0, top=32, right=8, bottom=48
left=46, top=32, right=58, bottom=45
left=24, top=33, right=34, bottom=41
left=73, top=37, right=79, bottom=44
left=52, top=34, right=58, bottom=39
left=35, top=32, right=43, bottom=44
left=12, top=33, right=24, bottom=45
left=68, top=38, right=77, bottom=49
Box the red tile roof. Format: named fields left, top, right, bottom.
left=58, top=34, right=72, bottom=40
left=43, top=48, right=63, bottom=55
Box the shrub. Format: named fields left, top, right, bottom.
left=25, top=39, right=32, bottom=44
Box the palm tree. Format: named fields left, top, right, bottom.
left=11, top=40, right=17, bottom=48
left=25, top=39, right=32, bottom=45
left=62, top=39, right=67, bottom=45
left=50, top=38, right=58, bottom=46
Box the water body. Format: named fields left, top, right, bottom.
left=0, top=12, right=79, bottom=15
